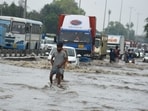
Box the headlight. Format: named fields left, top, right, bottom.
left=47, top=46, right=52, bottom=49
left=69, top=61, right=76, bottom=63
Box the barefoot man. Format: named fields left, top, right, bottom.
left=49, top=42, right=67, bottom=87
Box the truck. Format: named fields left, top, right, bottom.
left=107, top=35, right=125, bottom=57
left=93, top=32, right=108, bottom=59
left=125, top=40, right=137, bottom=50
left=57, top=14, right=96, bottom=56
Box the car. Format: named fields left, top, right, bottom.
left=48, top=46, right=79, bottom=66
left=143, top=53, right=148, bottom=62
left=40, top=37, right=56, bottom=50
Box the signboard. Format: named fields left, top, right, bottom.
left=107, top=35, right=120, bottom=44
left=61, top=15, right=91, bottom=31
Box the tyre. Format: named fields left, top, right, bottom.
left=25, top=43, right=29, bottom=49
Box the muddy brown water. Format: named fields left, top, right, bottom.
left=0, top=58, right=148, bottom=111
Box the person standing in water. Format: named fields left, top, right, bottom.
left=114, top=45, right=120, bottom=62
left=49, top=42, right=67, bottom=87
left=109, top=48, right=115, bottom=63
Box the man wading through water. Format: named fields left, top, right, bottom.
left=49, top=42, right=68, bottom=87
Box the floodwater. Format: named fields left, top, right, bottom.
left=0, top=59, right=148, bottom=111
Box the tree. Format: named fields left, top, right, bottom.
left=144, top=17, right=148, bottom=38
left=105, top=21, right=135, bottom=40
left=105, top=21, right=127, bottom=36
left=40, top=0, right=85, bottom=33
left=53, top=0, right=85, bottom=14
left=27, top=10, right=41, bottom=20
left=1, top=0, right=85, bottom=33
left=0, top=2, right=9, bottom=16
left=0, top=2, right=23, bottom=17
left=126, top=22, right=135, bottom=40
left=40, top=3, right=63, bottom=33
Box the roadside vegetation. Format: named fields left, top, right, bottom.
left=0, top=0, right=148, bottom=41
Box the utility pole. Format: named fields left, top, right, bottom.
left=136, top=13, right=140, bottom=36
left=79, top=0, right=81, bottom=9
left=119, top=0, right=123, bottom=23
left=78, top=0, right=81, bottom=14
left=108, top=10, right=111, bottom=26
left=107, top=9, right=111, bottom=34
left=103, top=0, right=107, bottom=33
left=118, top=0, right=123, bottom=35
left=129, top=7, right=133, bottom=26
left=23, top=0, right=27, bottom=18
left=135, top=13, right=140, bottom=41
left=128, top=7, right=133, bottom=40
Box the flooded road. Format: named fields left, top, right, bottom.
left=0, top=59, right=148, bottom=111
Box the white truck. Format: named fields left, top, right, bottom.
left=107, top=35, right=125, bottom=57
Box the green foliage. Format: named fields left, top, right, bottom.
left=27, top=10, right=41, bottom=21
left=126, top=22, right=134, bottom=29
left=1, top=2, right=24, bottom=17
left=105, top=21, right=135, bottom=40
left=105, top=21, right=126, bottom=36
left=144, top=17, right=148, bottom=38
left=52, top=0, right=85, bottom=14
left=40, top=0, right=85, bottom=33
left=40, top=3, right=63, bottom=33
left=0, top=0, right=85, bottom=33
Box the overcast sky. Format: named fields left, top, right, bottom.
left=2, top=0, right=148, bottom=35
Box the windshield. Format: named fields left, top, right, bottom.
left=0, top=19, right=10, bottom=32
left=145, top=53, right=148, bottom=56
left=60, top=31, right=91, bottom=43
left=45, top=39, right=55, bottom=44
left=95, top=39, right=100, bottom=47
left=65, top=48, right=75, bottom=56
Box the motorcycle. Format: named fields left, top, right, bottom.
left=124, top=53, right=135, bottom=64
left=128, top=57, right=135, bottom=63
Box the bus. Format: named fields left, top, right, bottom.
left=0, top=16, right=42, bottom=50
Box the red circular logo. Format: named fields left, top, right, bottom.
left=70, top=20, right=82, bottom=25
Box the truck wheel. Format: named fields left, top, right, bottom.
left=25, top=43, right=29, bottom=49
left=35, top=43, right=38, bottom=49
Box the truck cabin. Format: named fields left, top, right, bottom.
left=95, top=33, right=107, bottom=48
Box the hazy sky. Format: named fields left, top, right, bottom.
left=2, top=0, right=148, bottom=35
